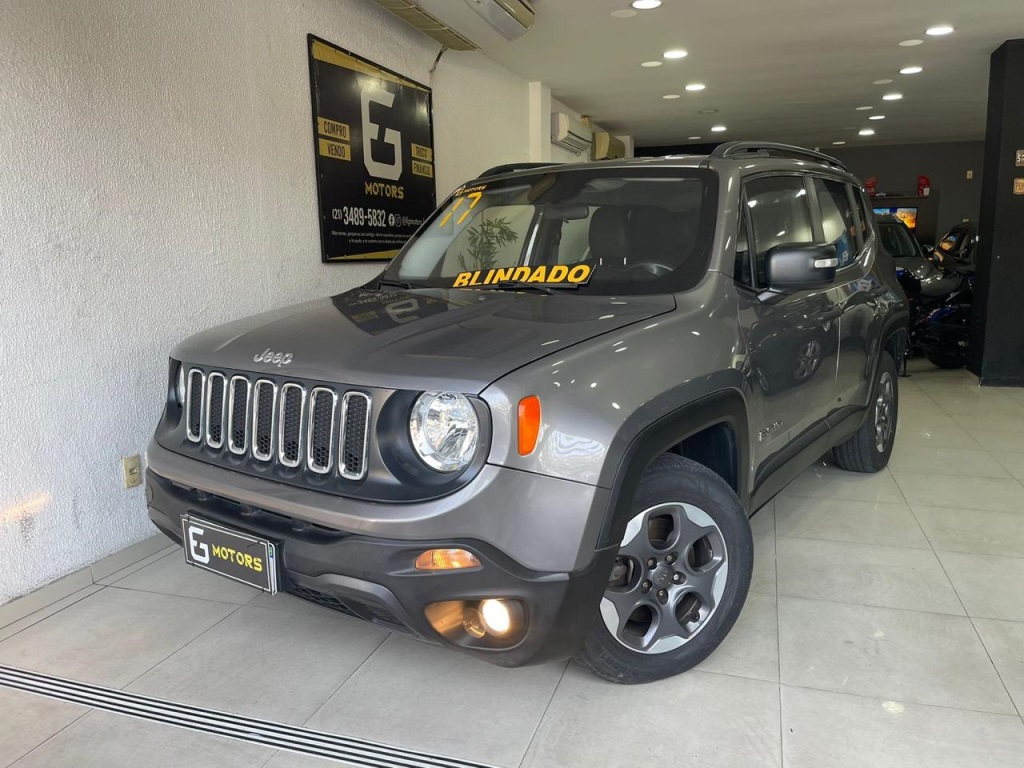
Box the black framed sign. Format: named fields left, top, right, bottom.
left=308, top=34, right=436, bottom=262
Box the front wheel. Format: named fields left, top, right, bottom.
left=832, top=352, right=899, bottom=472
left=574, top=454, right=753, bottom=684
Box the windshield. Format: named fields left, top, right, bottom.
left=878, top=220, right=921, bottom=258
left=382, top=167, right=718, bottom=295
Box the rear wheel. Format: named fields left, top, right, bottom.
left=832, top=352, right=899, bottom=472
left=574, top=454, right=752, bottom=684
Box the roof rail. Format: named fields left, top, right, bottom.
left=477, top=162, right=563, bottom=178
left=709, top=142, right=848, bottom=172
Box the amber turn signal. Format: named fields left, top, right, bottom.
left=518, top=395, right=541, bottom=455
left=415, top=548, right=481, bottom=571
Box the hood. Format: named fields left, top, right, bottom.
left=172, top=287, right=675, bottom=393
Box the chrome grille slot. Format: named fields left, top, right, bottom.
left=340, top=392, right=371, bottom=480
left=307, top=387, right=338, bottom=474
left=227, top=376, right=251, bottom=455
left=251, top=380, right=277, bottom=461
left=186, top=369, right=205, bottom=442
left=204, top=373, right=227, bottom=449
left=278, top=384, right=306, bottom=468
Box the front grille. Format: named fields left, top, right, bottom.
left=184, top=367, right=371, bottom=484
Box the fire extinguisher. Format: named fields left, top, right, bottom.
left=917, top=174, right=931, bottom=196
left=865, top=176, right=877, bottom=197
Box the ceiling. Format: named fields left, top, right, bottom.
left=483, top=0, right=1024, bottom=148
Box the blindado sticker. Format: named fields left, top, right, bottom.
left=453, top=263, right=593, bottom=288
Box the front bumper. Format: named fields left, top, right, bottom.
left=146, top=469, right=616, bottom=667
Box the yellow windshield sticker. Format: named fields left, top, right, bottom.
left=452, top=263, right=593, bottom=288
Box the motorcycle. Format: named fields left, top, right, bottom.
left=878, top=216, right=976, bottom=370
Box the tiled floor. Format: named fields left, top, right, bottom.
left=2, top=361, right=1024, bottom=767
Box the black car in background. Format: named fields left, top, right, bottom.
left=878, top=215, right=975, bottom=369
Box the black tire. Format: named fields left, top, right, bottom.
left=832, top=352, right=899, bottom=473
left=574, top=454, right=753, bottom=684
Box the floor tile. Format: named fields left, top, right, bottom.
left=129, top=605, right=387, bottom=724
left=0, top=585, right=104, bottom=643
left=889, top=444, right=1010, bottom=478
left=307, top=634, right=565, bottom=767
left=994, top=451, right=1024, bottom=482
left=109, top=551, right=261, bottom=604
left=95, top=548, right=178, bottom=586
left=974, top=618, right=1024, bottom=714
left=892, top=420, right=982, bottom=450
left=696, top=592, right=778, bottom=682
left=892, top=472, right=1024, bottom=513
left=750, top=504, right=776, bottom=595
left=778, top=596, right=1014, bottom=714
left=938, top=552, right=1024, bottom=621
left=782, top=686, right=1024, bottom=768
left=774, top=496, right=928, bottom=549
left=262, top=752, right=360, bottom=768
left=0, top=588, right=237, bottom=687
left=949, top=410, right=1024, bottom=435
left=522, top=666, right=781, bottom=768
left=776, top=538, right=963, bottom=615
left=780, top=462, right=904, bottom=504
left=0, top=688, right=88, bottom=768
left=967, top=430, right=1024, bottom=454
left=914, top=505, right=1024, bottom=558
left=9, top=710, right=273, bottom=768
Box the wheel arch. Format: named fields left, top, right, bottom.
left=596, top=388, right=750, bottom=550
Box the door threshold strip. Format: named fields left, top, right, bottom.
left=0, top=664, right=497, bottom=768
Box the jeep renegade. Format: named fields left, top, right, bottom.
left=147, top=142, right=908, bottom=683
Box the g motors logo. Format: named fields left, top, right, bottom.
left=453, top=263, right=593, bottom=288
left=210, top=544, right=264, bottom=574
left=253, top=348, right=293, bottom=367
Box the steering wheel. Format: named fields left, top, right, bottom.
left=626, top=261, right=674, bottom=277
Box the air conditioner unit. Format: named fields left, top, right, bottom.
left=372, top=0, right=535, bottom=52
left=551, top=113, right=594, bottom=155
left=593, top=132, right=625, bottom=161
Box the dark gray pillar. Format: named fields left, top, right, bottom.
left=971, top=39, right=1024, bottom=386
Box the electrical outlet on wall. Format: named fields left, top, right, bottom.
left=966, top=170, right=974, bottom=180
left=122, top=455, right=142, bottom=488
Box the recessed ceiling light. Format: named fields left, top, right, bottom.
left=899, top=39, right=924, bottom=47
left=882, top=93, right=903, bottom=101
left=611, top=9, right=637, bottom=18
left=926, top=25, right=954, bottom=36
left=855, top=106, right=874, bottom=111
left=698, top=108, right=719, bottom=114
left=641, top=60, right=663, bottom=67
left=859, top=128, right=875, bottom=136
left=685, top=83, right=706, bottom=92
left=869, top=115, right=886, bottom=120
left=873, top=78, right=894, bottom=85
left=900, top=66, right=923, bottom=75
left=663, top=49, right=688, bottom=59
left=689, top=136, right=702, bottom=140
left=711, top=125, right=727, bottom=132
left=832, top=141, right=847, bottom=145
left=663, top=94, right=681, bottom=99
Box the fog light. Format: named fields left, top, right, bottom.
left=480, top=599, right=512, bottom=635
left=415, top=549, right=481, bottom=571
left=462, top=607, right=486, bottom=638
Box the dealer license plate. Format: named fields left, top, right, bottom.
left=181, top=515, right=278, bottom=593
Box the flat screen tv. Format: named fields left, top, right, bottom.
left=874, top=206, right=918, bottom=231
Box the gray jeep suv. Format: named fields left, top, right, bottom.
left=147, top=142, right=908, bottom=683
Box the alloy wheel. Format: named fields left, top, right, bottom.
left=874, top=371, right=895, bottom=452
left=600, top=502, right=728, bottom=655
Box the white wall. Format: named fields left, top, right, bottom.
left=0, top=0, right=572, bottom=603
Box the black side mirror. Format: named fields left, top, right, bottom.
left=765, top=243, right=838, bottom=291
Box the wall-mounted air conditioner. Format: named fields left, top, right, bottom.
left=551, top=113, right=594, bottom=155
left=372, top=0, right=535, bottom=52
left=593, top=132, right=625, bottom=161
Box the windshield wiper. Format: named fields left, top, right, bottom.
left=489, top=281, right=581, bottom=295
left=376, top=277, right=419, bottom=290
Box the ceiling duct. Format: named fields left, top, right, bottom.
left=372, top=0, right=535, bottom=52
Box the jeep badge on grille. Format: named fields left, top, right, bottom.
left=253, top=349, right=293, bottom=367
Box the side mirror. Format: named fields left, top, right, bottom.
left=765, top=243, right=838, bottom=291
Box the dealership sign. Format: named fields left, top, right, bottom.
left=308, top=35, right=436, bottom=262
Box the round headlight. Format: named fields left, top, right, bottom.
left=409, top=392, right=479, bottom=472
left=175, top=364, right=186, bottom=407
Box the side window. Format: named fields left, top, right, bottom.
left=853, top=188, right=872, bottom=245
left=813, top=178, right=859, bottom=267
left=734, top=205, right=753, bottom=287
left=744, top=175, right=815, bottom=286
